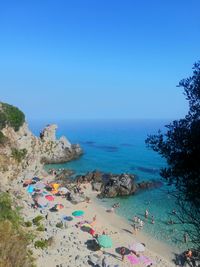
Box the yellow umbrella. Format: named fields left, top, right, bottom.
left=52, top=183, right=60, bottom=190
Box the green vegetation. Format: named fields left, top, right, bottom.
left=146, top=61, right=200, bottom=248
left=0, top=192, right=35, bottom=267
left=32, top=215, right=44, bottom=226
left=56, top=221, right=63, bottom=228
left=0, top=192, right=21, bottom=227
left=0, top=131, right=7, bottom=145
left=34, top=239, right=49, bottom=249
left=11, top=148, right=27, bottom=163
left=0, top=102, right=25, bottom=131
left=36, top=224, right=45, bottom=231
left=24, top=221, right=32, bottom=227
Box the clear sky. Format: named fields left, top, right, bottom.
left=0, top=0, right=199, bottom=121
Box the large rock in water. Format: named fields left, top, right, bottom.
left=75, top=170, right=163, bottom=198
left=100, top=173, right=137, bottom=198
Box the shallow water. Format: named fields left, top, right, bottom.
left=30, top=119, right=191, bottom=250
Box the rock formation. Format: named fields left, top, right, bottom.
left=75, top=170, right=162, bottom=198
left=0, top=102, right=82, bottom=188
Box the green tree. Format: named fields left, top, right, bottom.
left=146, top=62, right=200, bottom=248
left=0, top=102, right=25, bottom=131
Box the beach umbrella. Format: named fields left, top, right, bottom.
left=62, top=216, right=73, bottom=221
left=72, top=210, right=85, bottom=217
left=58, top=187, right=69, bottom=194
left=27, top=185, right=35, bottom=194
left=35, top=182, right=46, bottom=189
left=55, top=204, right=64, bottom=210
left=81, top=223, right=92, bottom=232
left=127, top=254, right=140, bottom=265
left=129, top=242, right=145, bottom=252
left=37, top=197, right=48, bottom=207
left=82, top=223, right=92, bottom=228
left=52, top=183, right=60, bottom=190
left=32, top=177, right=40, bottom=182
left=45, top=195, right=55, bottom=201
left=24, top=179, right=33, bottom=185
left=97, top=235, right=113, bottom=248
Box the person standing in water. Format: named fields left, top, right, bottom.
left=145, top=209, right=149, bottom=219
left=184, top=233, right=188, bottom=243
left=151, top=216, right=155, bottom=224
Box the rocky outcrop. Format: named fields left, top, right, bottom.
left=0, top=115, right=82, bottom=187
left=75, top=170, right=162, bottom=198
left=100, top=173, right=137, bottom=198
left=39, top=124, right=82, bottom=164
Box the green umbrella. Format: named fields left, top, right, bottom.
left=72, top=210, right=85, bottom=217
left=97, top=235, right=113, bottom=248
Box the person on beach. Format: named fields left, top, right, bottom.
left=132, top=223, right=137, bottom=234
left=139, top=220, right=144, bottom=229
left=185, top=249, right=192, bottom=258
left=145, top=209, right=149, bottom=219
left=112, top=202, right=120, bottom=208
left=106, top=207, right=115, bottom=213
left=133, top=215, right=138, bottom=222
left=120, top=247, right=126, bottom=262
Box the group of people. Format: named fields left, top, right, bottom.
left=132, top=209, right=155, bottom=234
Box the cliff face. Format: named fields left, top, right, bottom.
left=0, top=104, right=82, bottom=188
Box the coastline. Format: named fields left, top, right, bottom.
left=10, top=166, right=179, bottom=267
left=82, top=183, right=180, bottom=263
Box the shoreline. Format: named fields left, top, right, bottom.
left=94, top=198, right=181, bottom=258
left=10, top=167, right=179, bottom=266
left=83, top=184, right=180, bottom=262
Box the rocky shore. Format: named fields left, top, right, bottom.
left=0, top=103, right=183, bottom=267
left=0, top=121, right=82, bottom=190
left=9, top=171, right=177, bottom=267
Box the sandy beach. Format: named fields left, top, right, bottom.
left=11, top=171, right=181, bottom=267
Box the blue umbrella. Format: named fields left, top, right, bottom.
left=27, top=185, right=34, bottom=194
left=72, top=210, right=85, bottom=217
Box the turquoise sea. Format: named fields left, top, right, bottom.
left=30, top=119, right=189, bottom=250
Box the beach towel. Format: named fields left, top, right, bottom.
left=127, top=254, right=140, bottom=265
left=139, top=255, right=154, bottom=266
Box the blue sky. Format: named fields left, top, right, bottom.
left=0, top=0, right=199, bottom=121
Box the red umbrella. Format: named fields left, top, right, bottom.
left=45, top=195, right=55, bottom=201
left=55, top=204, right=64, bottom=210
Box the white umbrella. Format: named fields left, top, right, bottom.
left=129, top=243, right=145, bottom=252
left=58, top=187, right=69, bottom=194
left=35, top=182, right=46, bottom=189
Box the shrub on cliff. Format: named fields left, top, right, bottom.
left=0, top=102, right=25, bottom=131
left=11, top=148, right=27, bottom=163
left=0, top=131, right=7, bottom=145
left=0, top=193, right=35, bottom=266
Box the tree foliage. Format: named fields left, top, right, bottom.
left=146, top=61, right=200, bottom=248
left=0, top=102, right=25, bottom=131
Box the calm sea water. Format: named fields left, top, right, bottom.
left=30, top=119, right=189, bottom=249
